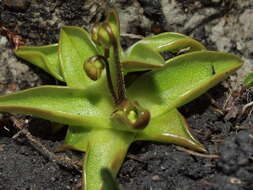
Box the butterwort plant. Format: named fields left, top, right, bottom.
left=0, top=8, right=243, bottom=190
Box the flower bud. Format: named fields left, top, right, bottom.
left=84, top=56, right=104, bottom=81
left=113, top=100, right=150, bottom=129
left=91, top=8, right=120, bottom=49
left=91, top=23, right=100, bottom=45
left=97, top=23, right=113, bottom=48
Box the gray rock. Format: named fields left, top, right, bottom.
left=2, top=0, right=30, bottom=11
left=0, top=36, right=41, bottom=95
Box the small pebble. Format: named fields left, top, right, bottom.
left=152, top=175, right=160, bottom=181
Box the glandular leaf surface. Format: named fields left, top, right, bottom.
left=127, top=51, right=243, bottom=116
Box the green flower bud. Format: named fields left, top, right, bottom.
left=113, top=99, right=150, bottom=129
left=84, top=56, right=104, bottom=81
left=98, top=23, right=113, bottom=48
left=91, top=23, right=100, bottom=45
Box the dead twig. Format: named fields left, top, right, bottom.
left=0, top=24, right=25, bottom=49
left=120, top=33, right=144, bottom=39
left=223, top=89, right=233, bottom=110
left=242, top=101, right=253, bottom=115
left=198, top=179, right=215, bottom=185
left=235, top=125, right=250, bottom=130
left=206, top=93, right=225, bottom=115
left=11, top=117, right=82, bottom=173
left=127, top=154, right=146, bottom=163
left=176, top=146, right=219, bottom=159
left=211, top=138, right=224, bottom=143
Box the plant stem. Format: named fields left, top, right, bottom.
left=103, top=23, right=126, bottom=105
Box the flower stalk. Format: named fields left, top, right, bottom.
left=84, top=11, right=151, bottom=129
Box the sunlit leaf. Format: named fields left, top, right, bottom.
left=0, top=86, right=112, bottom=129
left=136, top=109, right=205, bottom=152
left=133, top=32, right=206, bottom=54
left=15, top=44, right=64, bottom=81
left=84, top=129, right=133, bottom=190
left=127, top=51, right=243, bottom=116
left=61, top=127, right=91, bottom=151
left=59, top=26, right=102, bottom=88
left=121, top=43, right=164, bottom=73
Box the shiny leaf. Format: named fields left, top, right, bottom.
left=15, top=42, right=161, bottom=76
left=136, top=109, right=205, bottom=152
left=121, top=43, right=165, bottom=73
left=15, top=44, right=64, bottom=81
left=133, top=32, right=206, bottom=54
left=0, top=86, right=112, bottom=129
left=127, top=51, right=243, bottom=116
left=83, top=129, right=133, bottom=190
left=59, top=26, right=101, bottom=88
left=61, top=127, right=91, bottom=151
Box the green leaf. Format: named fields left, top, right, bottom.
left=83, top=129, right=133, bottom=190
left=127, top=51, right=243, bottom=116
left=62, top=126, right=91, bottom=151
left=135, top=109, right=205, bottom=152
left=0, top=85, right=113, bottom=129
left=121, top=43, right=165, bottom=73
left=15, top=44, right=64, bottom=81
left=243, top=72, right=253, bottom=88
left=133, top=32, right=206, bottom=54
left=101, top=168, right=121, bottom=190
left=59, top=26, right=102, bottom=88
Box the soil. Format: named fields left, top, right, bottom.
left=0, top=0, right=253, bottom=190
